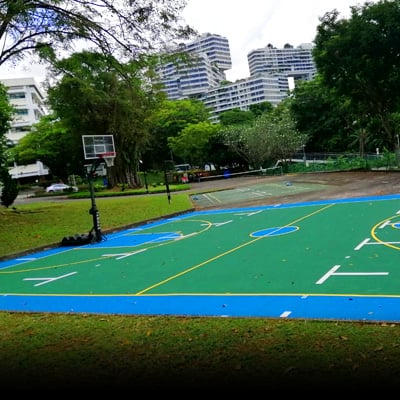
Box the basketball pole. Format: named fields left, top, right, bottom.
left=164, top=160, right=172, bottom=204
left=82, top=135, right=116, bottom=243
left=87, top=157, right=104, bottom=242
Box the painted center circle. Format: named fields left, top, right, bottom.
left=252, top=226, right=298, bottom=237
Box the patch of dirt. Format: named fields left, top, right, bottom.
left=188, top=170, right=400, bottom=209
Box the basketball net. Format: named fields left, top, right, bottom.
left=104, top=157, right=114, bottom=167
left=99, top=152, right=116, bottom=167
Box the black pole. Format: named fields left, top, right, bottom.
left=164, top=161, right=171, bottom=204
left=88, top=161, right=103, bottom=242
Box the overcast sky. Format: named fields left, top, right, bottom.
left=182, top=0, right=372, bottom=80
left=0, top=0, right=372, bottom=84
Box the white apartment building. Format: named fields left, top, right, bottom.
left=184, top=33, right=232, bottom=72
left=247, top=43, right=316, bottom=81
left=0, top=77, right=47, bottom=145
left=157, top=34, right=316, bottom=121
left=1, top=77, right=49, bottom=181
left=157, top=53, right=227, bottom=100
left=156, top=33, right=230, bottom=100
left=202, top=73, right=290, bottom=122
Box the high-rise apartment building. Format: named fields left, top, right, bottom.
left=247, top=43, right=316, bottom=82
left=157, top=34, right=316, bottom=121
left=156, top=33, right=230, bottom=100
left=201, top=73, right=290, bottom=122
left=0, top=77, right=47, bottom=145
left=184, top=32, right=232, bottom=72
left=157, top=53, right=227, bottom=100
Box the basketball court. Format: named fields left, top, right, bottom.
left=1, top=190, right=400, bottom=323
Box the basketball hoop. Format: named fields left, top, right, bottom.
left=98, top=152, right=116, bottom=167
left=81, top=136, right=116, bottom=245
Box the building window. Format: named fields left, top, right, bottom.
left=8, top=92, right=26, bottom=99
left=15, top=109, right=29, bottom=115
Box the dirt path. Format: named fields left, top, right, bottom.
left=187, top=170, right=400, bottom=209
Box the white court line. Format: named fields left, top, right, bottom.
left=24, top=272, right=77, bottom=286
left=203, top=193, right=222, bottom=203
left=355, top=237, right=400, bottom=250
left=316, top=265, right=388, bottom=284
left=280, top=311, right=292, bottom=318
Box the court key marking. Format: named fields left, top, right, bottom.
left=316, top=265, right=388, bottom=285
left=24, top=272, right=78, bottom=287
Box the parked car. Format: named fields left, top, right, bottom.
left=45, top=183, right=78, bottom=193
left=174, top=163, right=191, bottom=172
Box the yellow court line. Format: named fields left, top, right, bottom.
left=4, top=292, right=400, bottom=298
left=137, top=203, right=335, bottom=294
left=0, top=219, right=214, bottom=274
left=371, top=214, right=400, bottom=251
left=0, top=254, right=116, bottom=274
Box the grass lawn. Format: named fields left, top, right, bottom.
left=1, top=187, right=400, bottom=390
left=0, top=191, right=193, bottom=257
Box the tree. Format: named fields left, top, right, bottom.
left=212, top=105, right=274, bottom=169
left=146, top=98, right=212, bottom=168
left=206, top=128, right=241, bottom=169
left=0, top=166, right=18, bottom=208
left=313, top=0, right=400, bottom=154
left=289, top=76, right=356, bottom=153
left=270, top=101, right=308, bottom=165
left=249, top=101, right=273, bottom=117
left=167, top=121, right=218, bottom=166
left=218, top=108, right=255, bottom=126
left=0, top=82, right=14, bottom=167
left=11, top=114, right=79, bottom=181
left=47, top=51, right=164, bottom=187
left=0, top=0, right=195, bottom=69
left=221, top=101, right=307, bottom=169
left=0, top=83, right=17, bottom=208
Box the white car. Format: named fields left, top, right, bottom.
left=45, top=183, right=78, bottom=193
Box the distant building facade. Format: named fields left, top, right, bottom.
left=1, top=78, right=50, bottom=181
left=156, top=34, right=316, bottom=121
left=0, top=77, right=47, bottom=145
left=184, top=32, right=232, bottom=72
left=156, top=33, right=230, bottom=100
left=247, top=43, right=316, bottom=82
left=8, top=160, right=50, bottom=182
left=201, top=73, right=290, bottom=122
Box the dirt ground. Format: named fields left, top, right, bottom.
left=188, top=170, right=400, bottom=209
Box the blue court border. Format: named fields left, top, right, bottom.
left=2, top=193, right=400, bottom=323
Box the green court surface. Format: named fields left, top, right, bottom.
left=1, top=193, right=400, bottom=322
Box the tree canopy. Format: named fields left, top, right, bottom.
left=0, top=82, right=16, bottom=206
left=0, top=0, right=196, bottom=69
left=0, top=82, right=14, bottom=165
left=12, top=114, right=76, bottom=181
left=218, top=108, right=255, bottom=126
left=221, top=100, right=307, bottom=169
left=46, top=51, right=164, bottom=187
left=313, top=0, right=400, bottom=151
left=146, top=98, right=212, bottom=167
left=289, top=77, right=357, bottom=153
left=167, top=121, right=218, bottom=167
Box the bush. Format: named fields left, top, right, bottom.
left=0, top=168, right=18, bottom=208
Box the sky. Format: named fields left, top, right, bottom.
left=182, top=0, right=369, bottom=81
left=0, top=0, right=371, bottom=85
